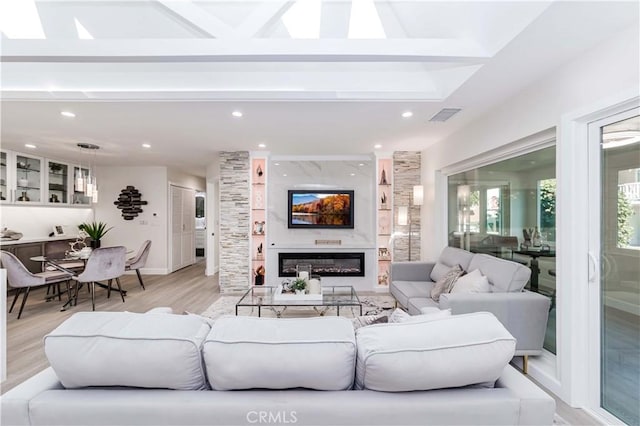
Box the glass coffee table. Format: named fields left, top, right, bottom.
left=235, top=286, right=362, bottom=317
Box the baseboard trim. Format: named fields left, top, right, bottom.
left=124, top=268, right=169, bottom=275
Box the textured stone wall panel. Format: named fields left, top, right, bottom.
left=393, top=151, right=422, bottom=262
left=219, top=151, right=251, bottom=292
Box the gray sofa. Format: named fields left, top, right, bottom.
left=1, top=311, right=555, bottom=426
left=390, top=247, right=551, bottom=369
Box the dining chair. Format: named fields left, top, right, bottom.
left=125, top=240, right=151, bottom=290
left=72, top=246, right=126, bottom=311
left=1, top=251, right=74, bottom=319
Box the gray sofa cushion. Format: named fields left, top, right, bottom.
left=390, top=280, right=433, bottom=307
left=354, top=312, right=516, bottom=392
left=430, top=247, right=475, bottom=281
left=467, top=254, right=531, bottom=292
left=407, top=297, right=439, bottom=315
left=203, top=316, right=356, bottom=391
left=44, top=312, right=211, bottom=390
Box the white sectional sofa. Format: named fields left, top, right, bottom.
left=1, top=311, right=556, bottom=426
left=390, top=247, right=552, bottom=366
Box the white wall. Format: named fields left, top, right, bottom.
left=94, top=166, right=168, bottom=274
left=422, top=25, right=640, bottom=260
left=265, top=157, right=377, bottom=291
left=168, top=169, right=206, bottom=191
left=205, top=158, right=220, bottom=276
left=0, top=206, right=92, bottom=239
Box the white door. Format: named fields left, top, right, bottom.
left=587, top=108, right=639, bottom=425
left=170, top=184, right=196, bottom=272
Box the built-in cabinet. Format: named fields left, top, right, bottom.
left=170, top=184, right=196, bottom=272
left=376, top=156, right=393, bottom=289
left=0, top=149, right=91, bottom=206
left=250, top=157, right=266, bottom=286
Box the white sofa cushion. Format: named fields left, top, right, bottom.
left=203, top=316, right=356, bottom=391
left=389, top=308, right=451, bottom=323
left=354, top=312, right=516, bottom=392
left=44, top=312, right=211, bottom=390
left=450, top=269, right=491, bottom=294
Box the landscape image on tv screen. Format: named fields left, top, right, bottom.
left=288, top=190, right=354, bottom=228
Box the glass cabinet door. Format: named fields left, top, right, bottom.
left=15, top=154, right=42, bottom=203
left=46, top=160, right=69, bottom=204
left=1, top=151, right=7, bottom=202
left=72, top=166, right=91, bottom=204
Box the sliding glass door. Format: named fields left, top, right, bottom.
left=447, top=146, right=557, bottom=353
left=588, top=109, right=639, bottom=425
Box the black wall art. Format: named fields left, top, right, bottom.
left=113, top=185, right=148, bottom=220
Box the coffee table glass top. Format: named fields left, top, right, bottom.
left=236, top=286, right=361, bottom=308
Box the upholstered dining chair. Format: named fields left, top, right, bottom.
left=125, top=240, right=151, bottom=290
left=1, top=251, right=74, bottom=319
left=72, top=246, right=126, bottom=311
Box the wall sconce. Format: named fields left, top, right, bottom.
left=397, top=206, right=409, bottom=226
left=413, top=185, right=424, bottom=206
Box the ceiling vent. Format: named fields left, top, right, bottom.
left=429, top=108, right=462, bottom=122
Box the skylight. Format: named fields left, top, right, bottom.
left=282, top=0, right=321, bottom=39
left=348, top=0, right=386, bottom=39
left=75, top=18, right=94, bottom=40
left=0, top=0, right=45, bottom=39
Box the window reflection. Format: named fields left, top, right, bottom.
left=448, top=146, right=557, bottom=353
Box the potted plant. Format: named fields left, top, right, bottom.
left=79, top=221, right=112, bottom=249
left=291, top=278, right=307, bottom=295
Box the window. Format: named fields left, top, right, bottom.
left=447, top=145, right=557, bottom=354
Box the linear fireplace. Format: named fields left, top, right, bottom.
left=278, top=252, right=365, bottom=277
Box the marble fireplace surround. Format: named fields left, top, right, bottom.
left=265, top=156, right=377, bottom=291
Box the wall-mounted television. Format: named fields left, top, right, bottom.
left=288, top=190, right=354, bottom=229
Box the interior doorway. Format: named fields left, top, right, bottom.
left=195, top=191, right=206, bottom=259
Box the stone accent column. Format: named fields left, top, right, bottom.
left=393, top=151, right=422, bottom=262
left=219, top=151, right=250, bottom=293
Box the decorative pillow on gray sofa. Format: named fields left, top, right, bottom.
left=430, top=264, right=464, bottom=302
left=44, top=312, right=211, bottom=390
left=354, top=312, right=516, bottom=392
left=203, top=316, right=356, bottom=391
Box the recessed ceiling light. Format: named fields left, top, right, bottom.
left=274, top=163, right=280, bottom=166
left=350, top=173, right=356, bottom=176
left=258, top=143, right=266, bottom=148
left=142, top=143, right=151, bottom=149
left=61, top=111, right=76, bottom=118
left=359, top=163, right=364, bottom=166
left=283, top=174, right=288, bottom=177
left=232, top=111, right=243, bottom=118
left=401, top=111, right=413, bottom=118
left=24, top=144, right=36, bottom=149
left=374, top=144, right=382, bottom=149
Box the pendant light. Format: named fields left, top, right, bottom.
left=77, top=143, right=100, bottom=202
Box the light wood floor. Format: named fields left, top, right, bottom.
left=2, top=260, right=220, bottom=393
left=2, top=261, right=601, bottom=425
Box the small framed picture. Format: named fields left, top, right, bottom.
left=52, top=225, right=65, bottom=236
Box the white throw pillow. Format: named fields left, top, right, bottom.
left=450, top=269, right=491, bottom=294
left=388, top=308, right=451, bottom=323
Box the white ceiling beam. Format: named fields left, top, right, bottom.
left=374, top=1, right=407, bottom=38
left=235, top=0, right=294, bottom=38
left=1, top=39, right=490, bottom=63
left=156, top=0, right=238, bottom=39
